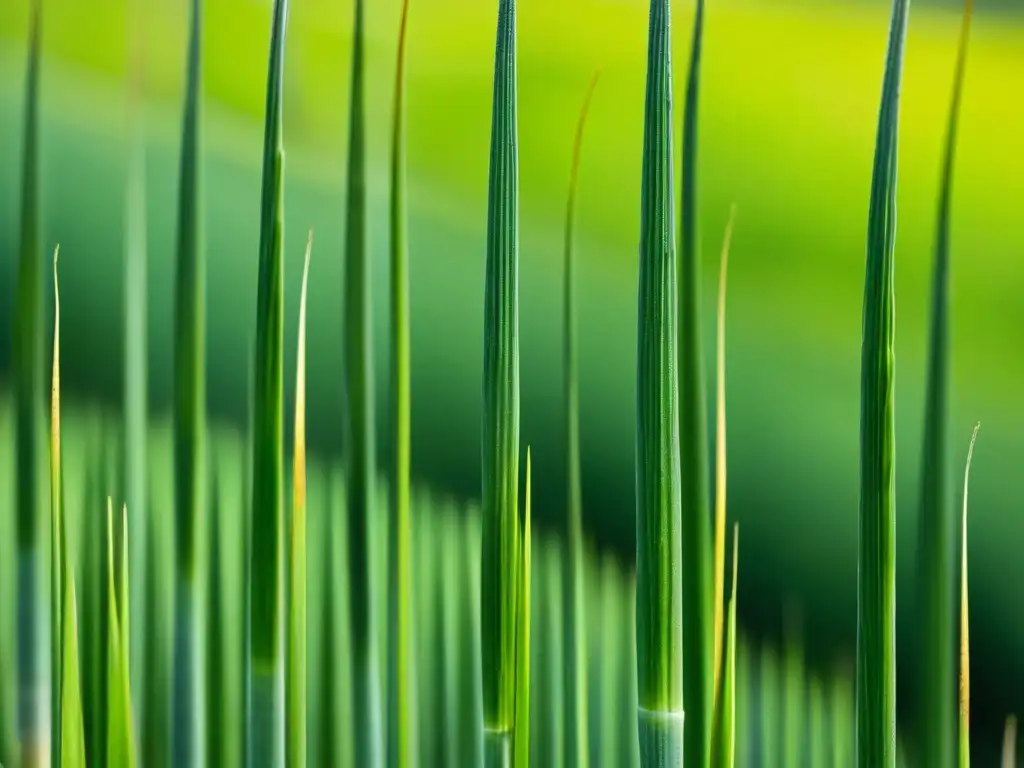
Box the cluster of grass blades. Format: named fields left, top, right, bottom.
left=2, top=0, right=1018, bottom=765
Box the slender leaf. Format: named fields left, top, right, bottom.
left=60, top=575, right=87, bottom=768
left=106, top=499, right=136, bottom=768
left=50, top=247, right=64, bottom=767
left=481, top=0, right=520, bottom=764
left=562, top=70, right=598, bottom=768
left=958, top=424, right=979, bottom=768
left=679, top=0, right=714, bottom=756
left=915, top=0, right=972, bottom=764
left=286, top=232, right=312, bottom=768
left=513, top=449, right=532, bottom=768
left=857, top=0, right=909, bottom=763
left=712, top=206, right=736, bottom=699
left=710, top=524, right=738, bottom=768
left=249, top=0, right=290, bottom=764
left=15, top=0, right=46, bottom=760
left=386, top=0, right=414, bottom=764
left=635, top=0, right=683, bottom=762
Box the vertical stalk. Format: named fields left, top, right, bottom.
left=342, top=0, right=381, bottom=763
left=15, top=0, right=47, bottom=762
left=957, top=424, right=979, bottom=768
left=386, top=1, right=414, bottom=765
left=562, top=72, right=598, bottom=768
left=635, top=0, right=683, bottom=763
left=679, top=0, right=714, bottom=760
left=248, top=0, right=290, bottom=765
left=857, top=0, right=909, bottom=764
left=171, top=0, right=205, bottom=763
left=481, top=0, right=520, bottom=764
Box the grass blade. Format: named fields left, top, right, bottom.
left=341, top=1, right=381, bottom=762
left=50, top=247, right=63, bottom=766
left=958, top=423, right=979, bottom=768
left=15, top=1, right=46, bottom=761
left=106, top=499, right=136, bottom=768
left=286, top=232, right=312, bottom=768
left=710, top=524, right=738, bottom=768
left=1002, top=715, right=1017, bottom=768
left=679, top=0, right=714, bottom=758
left=206, top=474, right=227, bottom=768
left=562, top=70, right=598, bottom=768
left=915, top=1, right=972, bottom=764
left=856, top=0, right=909, bottom=763
left=171, top=0, right=206, bottom=763
left=60, top=575, right=87, bottom=768
left=481, top=0, right=520, bottom=763
left=513, top=450, right=532, bottom=768
left=712, top=206, right=736, bottom=700
left=386, top=0, right=414, bottom=764
left=809, top=676, right=826, bottom=768
left=635, top=0, right=684, bottom=762
left=249, top=0, right=290, bottom=764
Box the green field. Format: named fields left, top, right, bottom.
left=2, top=0, right=1024, bottom=756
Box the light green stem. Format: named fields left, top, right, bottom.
left=638, top=707, right=684, bottom=767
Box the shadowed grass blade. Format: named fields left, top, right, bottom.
left=341, top=1, right=381, bottom=762
left=286, top=232, right=312, bottom=768
left=513, top=450, right=532, bottom=768
left=712, top=207, right=736, bottom=700
left=958, top=424, right=979, bottom=768
left=915, top=1, right=972, bottom=764
left=386, top=0, right=414, bottom=764
left=50, top=248, right=63, bottom=766
left=124, top=0, right=149, bottom=713
left=172, top=0, right=206, bottom=763
left=106, top=499, right=135, bottom=768
left=1002, top=715, right=1017, bottom=768
left=481, top=0, right=520, bottom=764
left=249, top=0, right=290, bottom=764
left=15, top=1, right=46, bottom=761
left=857, top=0, right=909, bottom=763
left=711, top=524, right=738, bottom=768
left=635, top=0, right=683, bottom=762
left=562, top=71, right=598, bottom=768
left=206, top=473, right=227, bottom=768
left=679, top=0, right=714, bottom=759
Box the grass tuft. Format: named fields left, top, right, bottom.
left=481, top=0, right=521, bottom=763
left=856, top=0, right=909, bottom=763
left=562, top=69, right=599, bottom=768
left=958, top=423, right=979, bottom=768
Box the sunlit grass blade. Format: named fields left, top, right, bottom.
left=49, top=247, right=64, bottom=766
left=249, top=0, right=290, bottom=764
left=562, top=70, right=598, bottom=768
left=286, top=232, right=312, bottom=768
left=635, top=0, right=683, bottom=762
left=958, top=423, right=979, bottom=768
left=679, top=0, right=713, bottom=759
left=106, top=498, right=136, bottom=768
left=60, top=573, right=87, bottom=768
left=710, top=524, right=738, bottom=768
left=712, top=206, right=736, bottom=700
left=856, top=0, right=909, bottom=763
left=171, top=0, right=206, bottom=763
left=1002, top=715, right=1017, bottom=768
left=386, top=0, right=414, bottom=764
left=513, top=450, right=532, bottom=768
left=341, top=1, right=381, bottom=762
left=915, top=1, right=972, bottom=765
left=15, top=1, right=47, bottom=762
left=481, top=0, right=521, bottom=764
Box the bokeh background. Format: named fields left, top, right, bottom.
left=1, top=0, right=1022, bottom=759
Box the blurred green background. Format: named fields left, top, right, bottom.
left=2, top=0, right=1023, bottom=754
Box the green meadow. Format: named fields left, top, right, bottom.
left=1, top=0, right=1023, bottom=764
